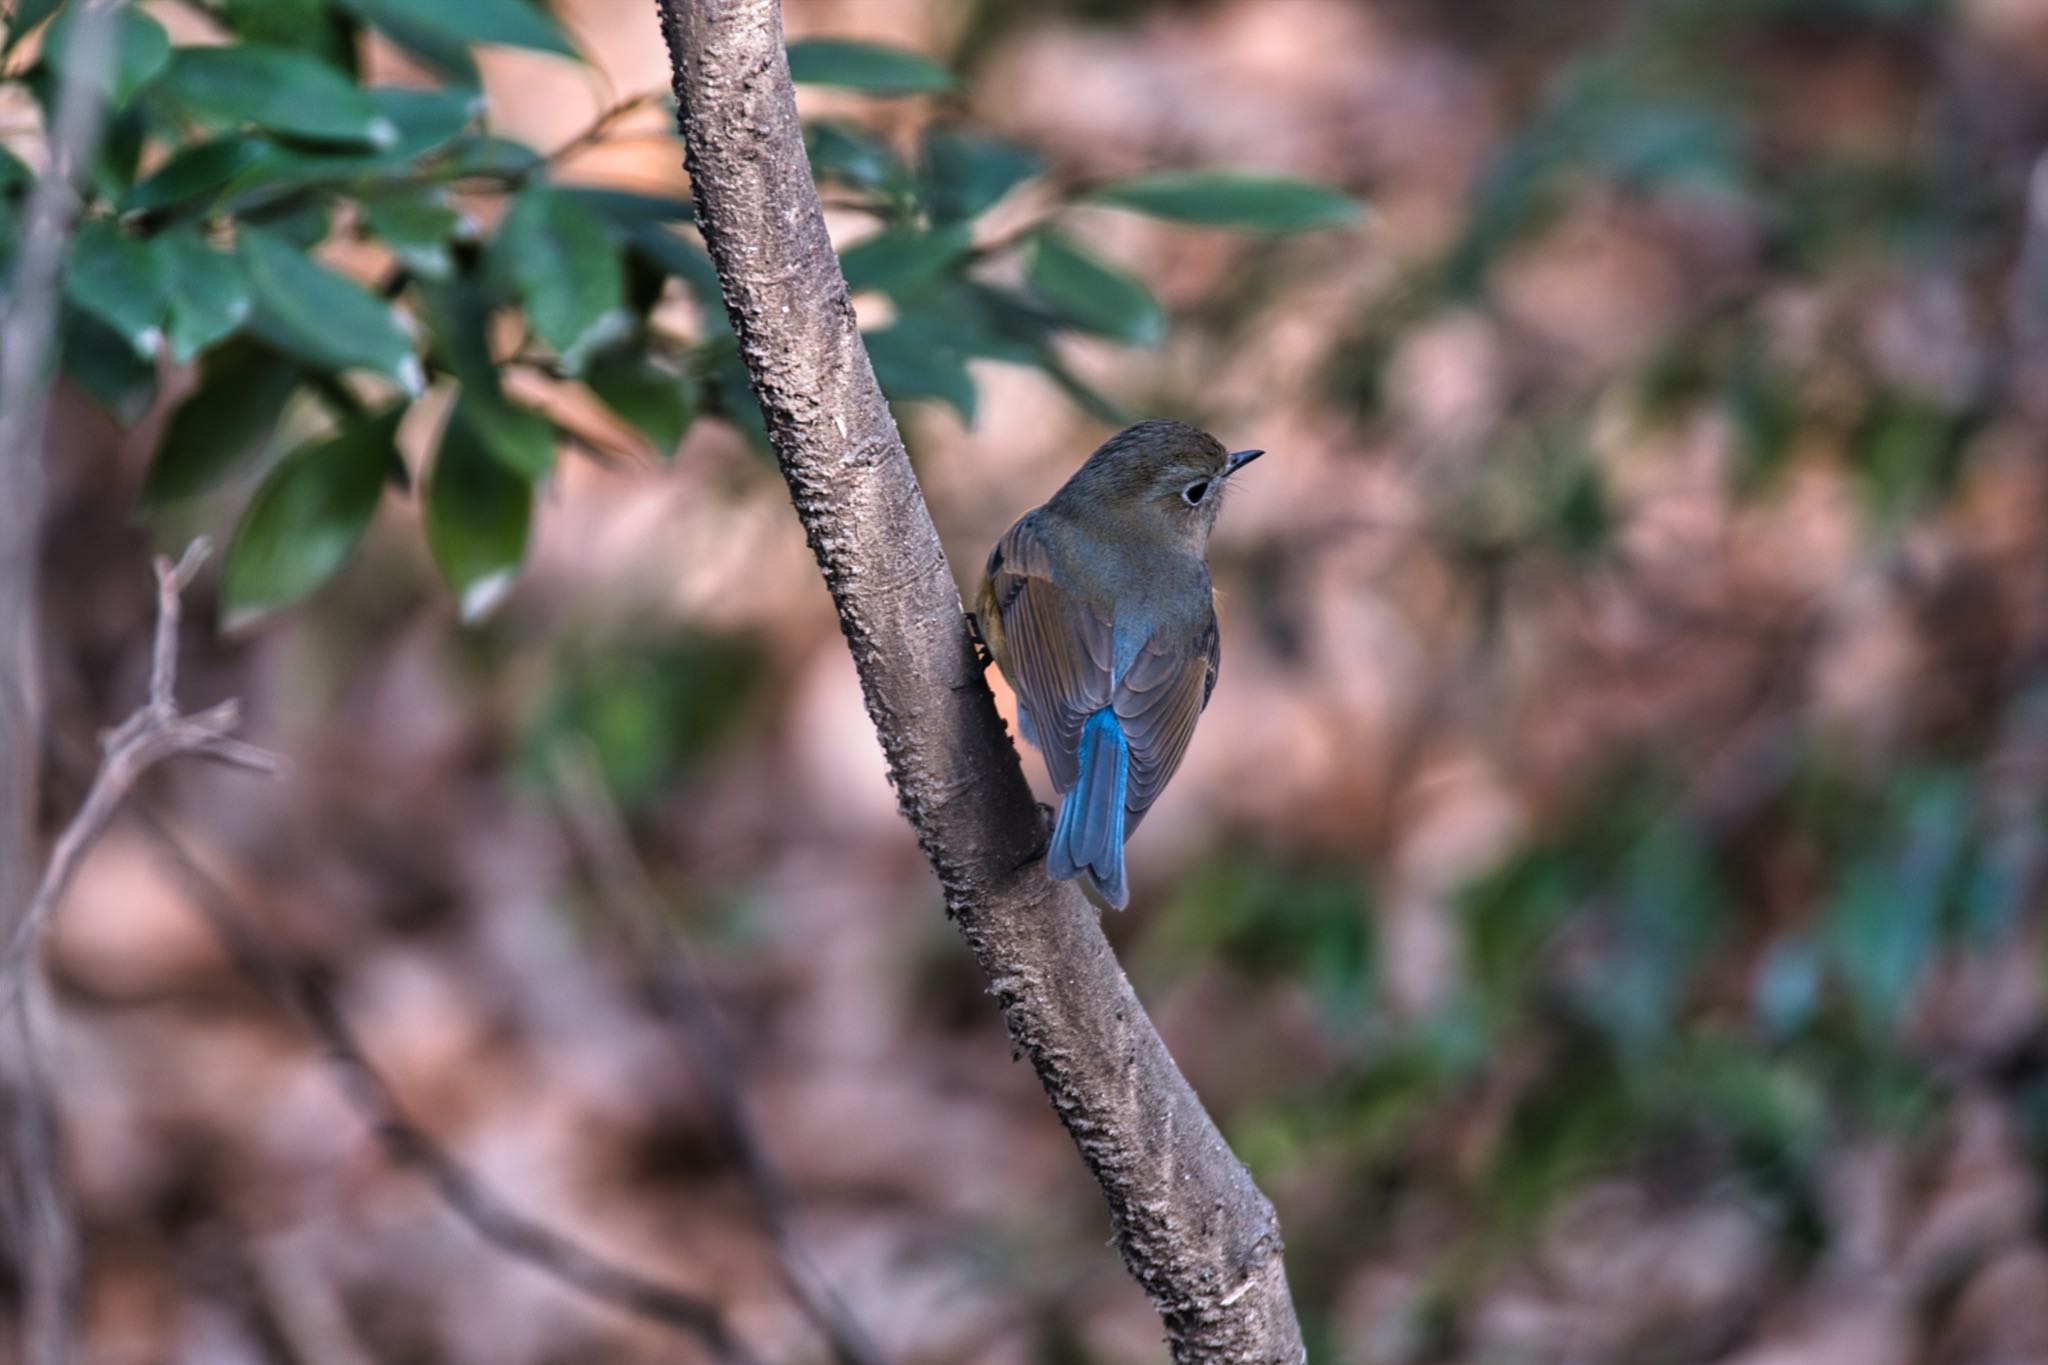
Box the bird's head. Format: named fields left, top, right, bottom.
left=1053, top=418, right=1264, bottom=545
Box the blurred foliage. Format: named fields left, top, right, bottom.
left=0, top=0, right=1359, bottom=628
left=522, top=627, right=768, bottom=812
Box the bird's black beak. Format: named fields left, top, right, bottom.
left=1224, top=448, right=1265, bottom=477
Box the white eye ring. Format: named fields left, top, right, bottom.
left=1181, top=479, right=1210, bottom=505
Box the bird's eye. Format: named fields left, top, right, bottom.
left=1181, top=480, right=1210, bottom=505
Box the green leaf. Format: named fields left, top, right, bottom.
left=922, top=126, right=1040, bottom=223
left=459, top=384, right=555, bottom=478
left=438, top=133, right=543, bottom=180
left=785, top=38, right=953, bottom=94
left=618, top=221, right=719, bottom=303
left=806, top=119, right=905, bottom=195
left=61, top=307, right=156, bottom=424
left=1025, top=229, right=1164, bottom=346
left=63, top=219, right=168, bottom=357
left=42, top=4, right=171, bottom=108
left=342, top=0, right=576, bottom=66
left=222, top=406, right=400, bottom=625
left=160, top=228, right=253, bottom=363
left=556, top=188, right=693, bottom=227
left=1091, top=171, right=1363, bottom=233
left=426, top=396, right=533, bottom=621
left=2, top=0, right=63, bottom=57
left=373, top=85, right=483, bottom=160
left=218, top=0, right=358, bottom=71
left=206, top=89, right=481, bottom=209
left=585, top=349, right=695, bottom=455
left=362, top=186, right=462, bottom=280
left=123, top=136, right=274, bottom=214
left=863, top=326, right=975, bottom=423
left=490, top=185, right=626, bottom=373
left=157, top=44, right=397, bottom=148
left=839, top=222, right=971, bottom=295
left=141, top=342, right=301, bottom=506
left=240, top=227, right=421, bottom=391
left=413, top=273, right=499, bottom=387
left=243, top=197, right=334, bottom=250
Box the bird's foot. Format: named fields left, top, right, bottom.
left=965, top=612, right=994, bottom=673
left=1012, top=801, right=1055, bottom=872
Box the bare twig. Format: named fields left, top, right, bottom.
left=121, top=806, right=762, bottom=1365
left=0, top=543, right=282, bottom=1018
left=0, top=11, right=141, bottom=1359
left=0, top=541, right=276, bottom=1365
left=546, top=89, right=672, bottom=169
left=551, top=746, right=889, bottom=1365
left=651, top=2, right=1303, bottom=1358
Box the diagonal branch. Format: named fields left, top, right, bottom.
left=551, top=746, right=888, bottom=1365
left=649, top=1, right=1304, bottom=1358
left=122, top=807, right=763, bottom=1365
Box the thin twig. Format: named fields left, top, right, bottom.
left=551, top=746, right=890, bottom=1365
left=0, top=543, right=282, bottom=1020
left=0, top=11, right=144, bottom=1358
left=546, top=90, right=671, bottom=170
left=0, top=541, right=277, bottom=1365
left=118, top=805, right=762, bottom=1365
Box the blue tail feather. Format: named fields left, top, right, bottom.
left=1048, top=708, right=1130, bottom=909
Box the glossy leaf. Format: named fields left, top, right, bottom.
left=585, top=349, right=696, bottom=455
left=123, top=136, right=273, bottom=214
left=342, top=0, right=577, bottom=68
left=426, top=397, right=533, bottom=622
left=460, top=385, right=555, bottom=478
left=240, top=227, right=421, bottom=391
left=785, top=38, right=953, bottom=94
left=61, top=307, right=156, bottom=424
left=42, top=4, right=171, bottom=107
left=63, top=219, right=168, bottom=356
left=491, top=186, right=626, bottom=373
left=922, top=126, right=1041, bottom=223
left=362, top=186, right=462, bottom=280
left=222, top=407, right=401, bottom=625
left=156, top=44, right=397, bottom=147
left=558, top=188, right=693, bottom=227
left=437, top=132, right=543, bottom=180
left=863, top=325, right=976, bottom=423
left=218, top=0, right=358, bottom=71
left=161, top=228, right=253, bottom=363
left=617, top=220, right=719, bottom=302
left=1025, top=229, right=1164, bottom=346
left=2, top=0, right=63, bottom=57
left=141, top=343, right=301, bottom=506
left=806, top=119, right=904, bottom=195
left=839, top=222, right=971, bottom=295
left=1090, top=171, right=1363, bottom=233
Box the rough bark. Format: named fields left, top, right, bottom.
left=650, top=2, right=1304, bottom=1357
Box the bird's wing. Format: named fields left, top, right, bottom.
left=985, top=515, right=1113, bottom=794
left=1115, top=606, right=1217, bottom=834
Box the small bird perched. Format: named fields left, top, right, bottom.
left=974, top=419, right=1264, bottom=909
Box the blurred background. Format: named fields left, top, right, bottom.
left=10, top=0, right=2048, bottom=1360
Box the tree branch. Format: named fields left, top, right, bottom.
left=0, top=539, right=280, bottom=1365
left=551, top=746, right=888, bottom=1365
left=649, top=2, right=1304, bottom=1357
left=0, top=12, right=155, bottom=1353
left=121, top=807, right=763, bottom=1365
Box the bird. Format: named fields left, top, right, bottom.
left=973, top=419, right=1264, bottom=910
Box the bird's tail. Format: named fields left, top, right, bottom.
left=1047, top=708, right=1130, bottom=909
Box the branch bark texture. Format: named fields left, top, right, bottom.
left=651, top=2, right=1303, bottom=1357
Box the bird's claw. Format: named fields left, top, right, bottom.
left=1011, top=801, right=1056, bottom=872
left=965, top=612, right=995, bottom=674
